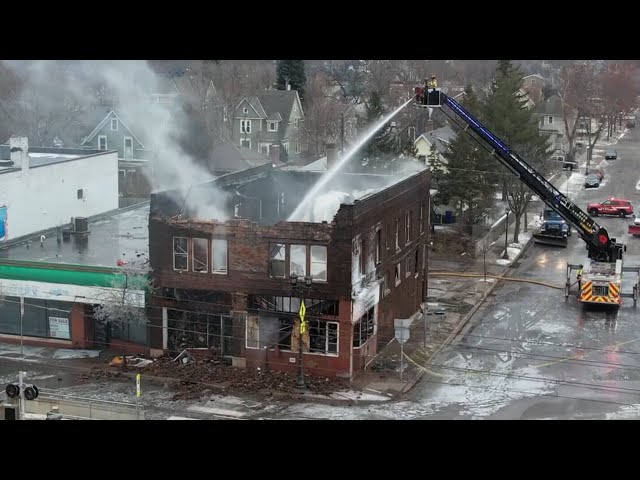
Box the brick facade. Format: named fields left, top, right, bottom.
left=149, top=165, right=430, bottom=379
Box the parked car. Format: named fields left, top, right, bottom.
left=605, top=149, right=618, bottom=160
left=584, top=174, right=600, bottom=188
left=587, top=197, right=633, bottom=217
left=590, top=168, right=605, bottom=181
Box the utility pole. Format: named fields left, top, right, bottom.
left=18, top=371, right=25, bottom=420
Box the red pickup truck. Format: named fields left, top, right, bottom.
left=588, top=198, right=634, bottom=217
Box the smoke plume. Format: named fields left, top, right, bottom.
left=3, top=60, right=228, bottom=221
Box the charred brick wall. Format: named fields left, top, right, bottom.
left=340, top=169, right=431, bottom=349
left=148, top=165, right=430, bottom=377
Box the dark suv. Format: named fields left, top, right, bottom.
left=587, top=198, right=633, bottom=217
left=605, top=149, right=618, bottom=160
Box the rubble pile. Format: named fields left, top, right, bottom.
left=77, top=369, right=124, bottom=383
left=143, top=356, right=348, bottom=399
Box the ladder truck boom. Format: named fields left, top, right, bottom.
left=416, top=88, right=623, bottom=263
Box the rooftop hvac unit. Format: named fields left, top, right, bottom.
left=74, top=217, right=88, bottom=234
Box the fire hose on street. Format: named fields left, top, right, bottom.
left=428, top=271, right=564, bottom=290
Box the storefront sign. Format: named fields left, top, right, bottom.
left=49, top=316, right=70, bottom=339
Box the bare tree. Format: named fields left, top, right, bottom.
left=300, top=73, right=356, bottom=156
left=504, top=142, right=552, bottom=243
left=0, top=61, right=88, bottom=146
left=93, top=259, right=151, bottom=364
left=601, top=62, right=639, bottom=139
left=557, top=65, right=584, bottom=162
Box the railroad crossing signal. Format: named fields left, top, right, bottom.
left=299, top=300, right=306, bottom=334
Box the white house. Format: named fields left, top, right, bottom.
left=414, top=125, right=455, bottom=168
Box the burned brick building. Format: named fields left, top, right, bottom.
left=148, top=158, right=430, bottom=379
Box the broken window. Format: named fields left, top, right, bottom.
left=309, top=320, right=338, bottom=355
left=405, top=210, right=411, bottom=244
left=420, top=203, right=424, bottom=233
left=290, top=244, right=307, bottom=277
left=415, top=248, right=420, bottom=277
left=406, top=256, right=411, bottom=278
left=353, top=306, right=375, bottom=348
left=173, top=237, right=188, bottom=271
left=381, top=272, right=390, bottom=298
left=269, top=243, right=286, bottom=278
left=375, top=228, right=382, bottom=265
left=212, top=239, right=228, bottom=274
left=395, top=262, right=401, bottom=286
left=359, top=237, right=366, bottom=275
left=395, top=218, right=400, bottom=252
left=310, top=245, right=327, bottom=282
left=246, top=315, right=260, bottom=349
left=276, top=296, right=291, bottom=312
left=278, top=317, right=294, bottom=350
left=192, top=238, right=209, bottom=273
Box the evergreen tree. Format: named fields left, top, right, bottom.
left=276, top=60, right=307, bottom=100
left=432, top=85, right=495, bottom=235
left=359, top=91, right=396, bottom=171
left=482, top=60, right=551, bottom=242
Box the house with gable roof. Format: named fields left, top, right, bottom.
left=232, top=88, right=305, bottom=161
left=79, top=107, right=155, bottom=198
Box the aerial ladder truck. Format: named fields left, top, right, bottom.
left=415, top=87, right=640, bottom=307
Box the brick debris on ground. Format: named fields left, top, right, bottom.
left=136, top=356, right=349, bottom=400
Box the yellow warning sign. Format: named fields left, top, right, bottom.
left=299, top=300, right=306, bottom=334
left=299, top=300, right=306, bottom=321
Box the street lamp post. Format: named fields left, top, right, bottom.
left=502, top=208, right=510, bottom=260
left=290, top=273, right=313, bottom=389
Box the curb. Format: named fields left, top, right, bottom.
left=401, top=234, right=536, bottom=394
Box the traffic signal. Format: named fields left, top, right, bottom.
left=5, top=383, right=39, bottom=400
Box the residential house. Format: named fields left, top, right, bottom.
left=151, top=75, right=180, bottom=105
left=232, top=89, right=305, bottom=161
left=533, top=95, right=567, bottom=153
left=148, top=163, right=431, bottom=378
left=414, top=124, right=455, bottom=165
left=521, top=73, right=545, bottom=106
left=80, top=107, right=154, bottom=198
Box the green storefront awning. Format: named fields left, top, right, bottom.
left=0, top=260, right=148, bottom=290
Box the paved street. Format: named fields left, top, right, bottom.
left=407, top=125, right=640, bottom=419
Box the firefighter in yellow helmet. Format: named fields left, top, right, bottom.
left=427, top=75, right=438, bottom=89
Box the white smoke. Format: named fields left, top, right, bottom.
left=4, top=60, right=228, bottom=221
left=295, top=160, right=427, bottom=223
